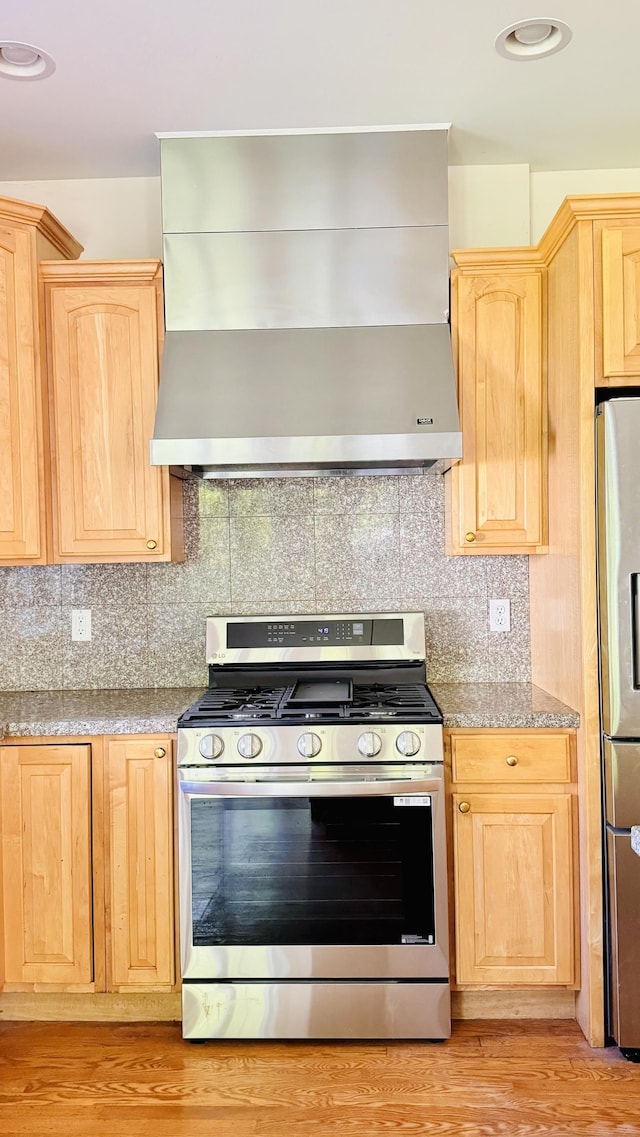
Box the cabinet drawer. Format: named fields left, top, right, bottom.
left=450, top=732, right=572, bottom=783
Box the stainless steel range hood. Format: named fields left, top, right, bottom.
left=151, top=126, right=462, bottom=479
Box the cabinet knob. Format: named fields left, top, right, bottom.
left=506, top=755, right=519, bottom=767
left=458, top=801, right=471, bottom=814
left=146, top=539, right=158, bottom=550
left=465, top=532, right=476, bottom=543
left=154, top=746, right=166, bottom=759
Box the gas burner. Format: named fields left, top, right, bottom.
left=178, top=685, right=290, bottom=725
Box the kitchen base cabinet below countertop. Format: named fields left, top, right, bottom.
left=0, top=735, right=177, bottom=995
left=445, top=729, right=579, bottom=990
left=0, top=743, right=94, bottom=987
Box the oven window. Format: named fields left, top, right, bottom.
left=189, top=795, right=435, bottom=946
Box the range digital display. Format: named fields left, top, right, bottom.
left=226, top=617, right=403, bottom=648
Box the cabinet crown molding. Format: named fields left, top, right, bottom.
left=451, top=248, right=544, bottom=270
left=0, top=194, right=83, bottom=259
left=39, top=259, right=162, bottom=285
left=537, top=194, right=640, bottom=262
left=453, top=195, right=640, bottom=274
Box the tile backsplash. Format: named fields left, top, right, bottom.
left=0, top=475, right=530, bottom=691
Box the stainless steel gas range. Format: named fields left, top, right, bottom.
left=176, top=612, right=450, bottom=1041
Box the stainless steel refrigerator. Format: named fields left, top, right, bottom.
left=597, top=396, right=640, bottom=1059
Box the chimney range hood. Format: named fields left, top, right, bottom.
left=150, top=126, right=462, bottom=479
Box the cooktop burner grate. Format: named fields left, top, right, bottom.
left=178, top=680, right=442, bottom=727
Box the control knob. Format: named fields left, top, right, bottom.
left=357, top=731, right=383, bottom=758
left=396, top=731, right=421, bottom=757
left=199, top=733, right=224, bottom=760
left=237, top=732, right=263, bottom=759
left=297, top=732, right=322, bottom=758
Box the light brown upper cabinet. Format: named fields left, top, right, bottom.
left=447, top=260, right=547, bottom=555
left=597, top=222, right=640, bottom=383
left=0, top=197, right=82, bottom=565
left=41, top=261, right=184, bottom=563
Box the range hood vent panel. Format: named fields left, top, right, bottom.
left=159, top=129, right=449, bottom=234
left=152, top=127, right=462, bottom=479
left=163, top=226, right=450, bottom=332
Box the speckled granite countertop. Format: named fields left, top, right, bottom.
left=431, top=682, right=579, bottom=730
left=0, top=688, right=206, bottom=738
left=0, top=683, right=578, bottom=738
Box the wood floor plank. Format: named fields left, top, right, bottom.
left=1, top=1019, right=639, bottom=1137
left=0, top=1117, right=259, bottom=1137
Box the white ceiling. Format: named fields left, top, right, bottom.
left=1, top=0, right=638, bottom=181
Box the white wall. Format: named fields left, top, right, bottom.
left=448, top=165, right=531, bottom=249
left=0, top=177, right=162, bottom=259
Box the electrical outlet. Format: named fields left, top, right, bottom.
left=489, top=599, right=511, bottom=633
left=71, top=609, right=92, bottom=641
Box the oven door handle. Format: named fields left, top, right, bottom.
left=178, top=777, right=441, bottom=798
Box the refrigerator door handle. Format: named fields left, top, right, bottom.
left=610, top=822, right=640, bottom=856
left=632, top=574, right=640, bottom=690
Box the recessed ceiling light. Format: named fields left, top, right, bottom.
left=0, top=40, right=55, bottom=80
left=495, top=18, right=572, bottom=60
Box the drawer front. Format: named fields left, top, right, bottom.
left=450, top=732, right=572, bottom=783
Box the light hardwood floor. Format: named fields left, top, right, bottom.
left=1, top=1019, right=639, bottom=1136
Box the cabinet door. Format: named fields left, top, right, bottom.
left=106, top=737, right=175, bottom=988
left=0, top=744, right=93, bottom=984
left=600, top=225, right=640, bottom=381
left=452, top=791, right=574, bottom=984
left=43, top=263, right=182, bottom=562
left=0, top=226, right=46, bottom=563
left=449, top=269, right=546, bottom=554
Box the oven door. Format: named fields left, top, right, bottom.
left=177, top=764, right=449, bottom=981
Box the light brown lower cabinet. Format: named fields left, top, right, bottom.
left=105, top=737, right=175, bottom=990
left=447, top=729, right=578, bottom=987
left=0, top=736, right=175, bottom=992
left=0, top=744, right=93, bottom=986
